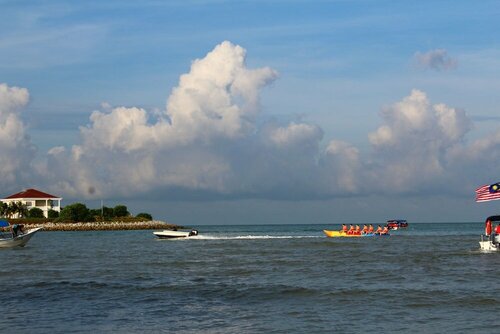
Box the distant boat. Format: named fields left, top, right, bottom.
left=153, top=229, right=198, bottom=239
left=0, top=220, right=43, bottom=249
left=385, top=219, right=408, bottom=230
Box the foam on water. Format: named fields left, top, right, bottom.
left=190, top=234, right=321, bottom=240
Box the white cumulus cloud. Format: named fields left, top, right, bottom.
left=4, top=42, right=500, bottom=202
left=38, top=41, right=282, bottom=198
left=367, top=89, right=474, bottom=193
left=0, top=83, right=36, bottom=190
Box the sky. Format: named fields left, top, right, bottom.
left=1, top=0, right=500, bottom=225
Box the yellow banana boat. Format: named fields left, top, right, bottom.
left=323, top=230, right=385, bottom=238
left=323, top=230, right=360, bottom=238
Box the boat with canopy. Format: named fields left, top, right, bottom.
left=475, top=182, right=500, bottom=251
left=479, top=215, right=500, bottom=251
left=385, top=219, right=408, bottom=230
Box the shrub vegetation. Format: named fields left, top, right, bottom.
left=54, top=203, right=151, bottom=223
left=28, top=207, right=45, bottom=218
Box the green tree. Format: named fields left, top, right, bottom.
left=90, top=206, right=115, bottom=219
left=8, top=201, right=28, bottom=218
left=113, top=205, right=129, bottom=217
left=0, top=202, right=7, bottom=217
left=89, top=209, right=102, bottom=220
left=58, top=203, right=92, bottom=222
left=136, top=212, right=152, bottom=220
left=47, top=209, right=59, bottom=219
left=102, top=206, right=114, bottom=218
left=28, top=207, right=45, bottom=218
left=5, top=202, right=14, bottom=218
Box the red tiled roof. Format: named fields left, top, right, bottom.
left=4, top=188, right=60, bottom=199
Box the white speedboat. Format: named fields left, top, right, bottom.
left=153, top=229, right=198, bottom=239
left=479, top=215, right=500, bottom=251
left=0, top=226, right=43, bottom=249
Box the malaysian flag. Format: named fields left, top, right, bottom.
left=475, top=182, right=500, bottom=202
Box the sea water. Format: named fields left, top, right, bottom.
left=1, top=223, right=499, bottom=333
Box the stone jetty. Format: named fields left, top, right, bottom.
left=17, top=220, right=182, bottom=231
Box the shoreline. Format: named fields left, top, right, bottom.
left=19, top=220, right=182, bottom=231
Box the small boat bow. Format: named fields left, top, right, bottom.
left=0, top=226, right=43, bottom=249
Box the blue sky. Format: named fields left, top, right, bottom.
left=1, top=0, right=500, bottom=224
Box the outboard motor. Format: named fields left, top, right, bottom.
left=189, top=229, right=198, bottom=236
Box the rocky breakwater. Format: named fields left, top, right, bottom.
left=24, top=220, right=181, bottom=231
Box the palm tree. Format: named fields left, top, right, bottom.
left=5, top=201, right=28, bottom=218
left=16, top=201, right=28, bottom=218
left=0, top=202, right=7, bottom=217
left=7, top=202, right=17, bottom=218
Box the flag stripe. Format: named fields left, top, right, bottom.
left=476, top=183, right=500, bottom=202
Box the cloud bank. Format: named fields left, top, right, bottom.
left=2, top=41, right=499, bottom=201
left=414, top=49, right=457, bottom=71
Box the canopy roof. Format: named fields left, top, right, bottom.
left=0, top=220, right=9, bottom=228
left=3, top=188, right=60, bottom=199
left=486, top=215, right=500, bottom=222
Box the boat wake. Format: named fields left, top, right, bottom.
left=190, top=235, right=322, bottom=240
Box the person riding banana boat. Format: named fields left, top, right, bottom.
left=353, top=225, right=361, bottom=235
left=324, top=223, right=389, bottom=238
left=347, top=225, right=355, bottom=235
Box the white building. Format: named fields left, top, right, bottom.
left=1, top=188, right=62, bottom=218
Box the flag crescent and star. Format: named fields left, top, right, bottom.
left=475, top=182, right=500, bottom=202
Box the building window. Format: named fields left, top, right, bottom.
left=35, top=200, right=46, bottom=207
left=25, top=201, right=33, bottom=207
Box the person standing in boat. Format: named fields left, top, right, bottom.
left=12, top=224, right=25, bottom=237
left=495, top=224, right=500, bottom=235
left=485, top=219, right=492, bottom=236
left=485, top=218, right=494, bottom=241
